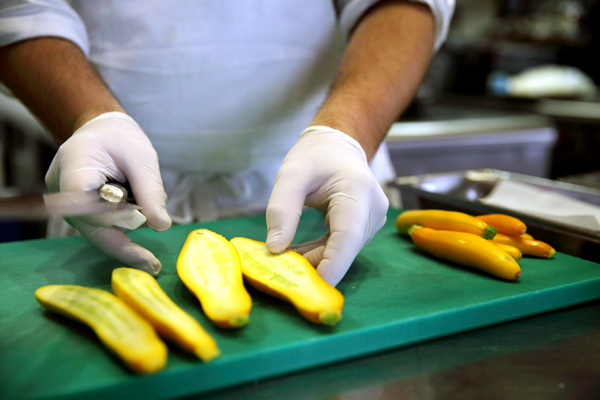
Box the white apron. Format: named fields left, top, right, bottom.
left=46, top=0, right=397, bottom=236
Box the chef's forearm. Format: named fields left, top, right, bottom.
left=0, top=37, right=124, bottom=143
left=310, top=0, right=435, bottom=160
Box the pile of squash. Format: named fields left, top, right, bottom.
left=396, top=210, right=555, bottom=281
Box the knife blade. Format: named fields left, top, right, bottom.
left=0, top=183, right=142, bottom=220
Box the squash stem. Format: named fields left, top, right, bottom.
left=482, top=226, right=498, bottom=240
left=228, top=314, right=250, bottom=328
left=407, top=225, right=422, bottom=237
left=318, top=310, right=341, bottom=326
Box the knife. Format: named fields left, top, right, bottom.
left=0, top=182, right=142, bottom=220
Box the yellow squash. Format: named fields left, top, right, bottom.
left=492, top=233, right=556, bottom=258
left=520, top=233, right=534, bottom=240
left=35, top=285, right=167, bottom=374
left=177, top=229, right=252, bottom=328
left=492, top=243, right=522, bottom=261
left=230, top=237, right=344, bottom=326
left=397, top=210, right=497, bottom=239
left=112, top=268, right=220, bottom=362
left=408, top=226, right=521, bottom=280
left=475, top=214, right=527, bottom=236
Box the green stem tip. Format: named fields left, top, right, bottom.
left=482, top=226, right=498, bottom=240
left=228, top=314, right=250, bottom=328
left=407, top=225, right=422, bottom=237
left=318, top=310, right=342, bottom=326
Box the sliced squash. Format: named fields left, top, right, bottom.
left=177, top=229, right=252, bottom=328
left=112, top=267, right=220, bottom=362
left=230, top=237, right=344, bottom=326
left=35, top=285, right=167, bottom=374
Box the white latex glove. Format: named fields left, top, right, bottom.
left=45, top=112, right=172, bottom=275
left=266, top=126, right=389, bottom=286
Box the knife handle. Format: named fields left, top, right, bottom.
left=99, top=181, right=136, bottom=204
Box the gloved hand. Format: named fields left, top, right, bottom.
left=45, top=112, right=172, bottom=275
left=266, top=126, right=389, bottom=287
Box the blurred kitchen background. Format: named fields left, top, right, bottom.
left=2, top=0, right=600, bottom=242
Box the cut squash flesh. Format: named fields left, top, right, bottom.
left=112, top=268, right=220, bottom=362
left=230, top=237, right=344, bottom=326
left=35, top=285, right=167, bottom=374
left=177, top=229, right=252, bottom=328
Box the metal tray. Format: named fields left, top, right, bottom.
left=387, top=169, right=600, bottom=264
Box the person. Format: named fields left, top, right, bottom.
left=0, top=0, right=454, bottom=286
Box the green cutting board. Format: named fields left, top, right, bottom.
left=2, top=209, right=600, bottom=400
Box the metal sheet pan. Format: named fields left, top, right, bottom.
left=387, top=169, right=600, bottom=263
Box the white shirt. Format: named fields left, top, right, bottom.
left=1, top=0, right=454, bottom=225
